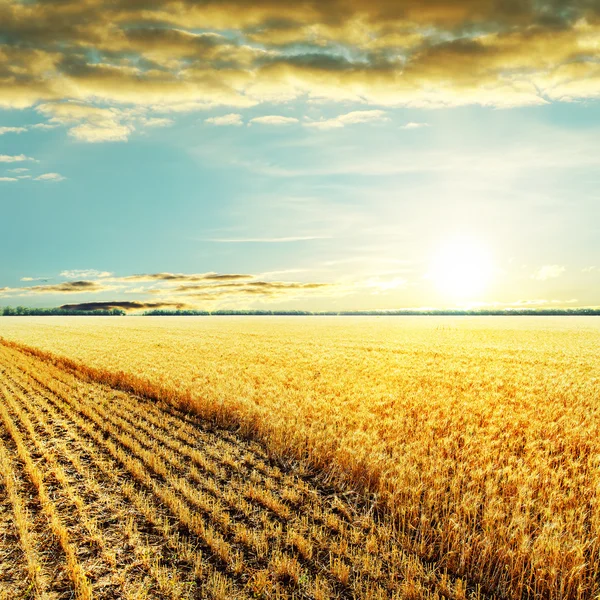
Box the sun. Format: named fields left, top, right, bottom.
left=429, top=237, right=493, bottom=301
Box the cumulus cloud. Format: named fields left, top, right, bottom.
left=139, top=117, right=174, bottom=128
left=401, top=122, right=430, bottom=129
left=305, top=110, right=389, bottom=130
left=0, top=154, right=35, bottom=163
left=35, top=172, right=66, bottom=182
left=0, top=0, right=598, bottom=138
left=70, top=123, right=133, bottom=143
left=36, top=102, right=169, bottom=142
left=0, top=177, right=17, bottom=182
left=0, top=126, right=26, bottom=135
left=205, top=113, right=244, bottom=126
left=61, top=269, right=113, bottom=279
left=531, top=265, right=566, bottom=281
left=249, top=116, right=299, bottom=126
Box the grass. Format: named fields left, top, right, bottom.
left=0, top=315, right=599, bottom=598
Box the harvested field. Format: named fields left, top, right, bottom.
left=0, top=341, right=479, bottom=599
left=1, top=316, right=600, bottom=599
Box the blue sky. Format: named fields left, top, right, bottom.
left=1, top=0, right=599, bottom=310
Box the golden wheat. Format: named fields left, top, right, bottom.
left=0, top=339, right=476, bottom=599
left=1, top=315, right=599, bottom=598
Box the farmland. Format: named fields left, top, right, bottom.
left=1, top=316, right=599, bottom=599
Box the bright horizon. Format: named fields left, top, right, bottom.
left=1, top=0, right=599, bottom=312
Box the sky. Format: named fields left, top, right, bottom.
left=1, top=0, right=599, bottom=311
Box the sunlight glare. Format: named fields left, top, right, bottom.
left=430, top=237, right=493, bottom=301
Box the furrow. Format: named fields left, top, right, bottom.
left=11, top=347, right=384, bottom=594
left=0, top=373, right=193, bottom=600
left=14, top=381, right=223, bottom=599
left=1, top=357, right=250, bottom=597
left=0, top=432, right=46, bottom=597
left=0, top=342, right=486, bottom=600
left=0, top=394, right=92, bottom=600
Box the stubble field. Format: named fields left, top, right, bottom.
left=0, top=316, right=599, bottom=599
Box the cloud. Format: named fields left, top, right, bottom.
left=21, top=276, right=52, bottom=282
left=401, top=122, right=430, bottom=129
left=0, top=126, right=26, bottom=135
left=249, top=116, right=299, bottom=126
left=61, top=269, right=112, bottom=279
left=0, top=0, right=597, bottom=137
left=8, top=168, right=28, bottom=173
left=531, top=265, right=566, bottom=281
left=35, top=172, right=66, bottom=182
left=139, top=117, right=174, bottom=128
left=173, top=281, right=331, bottom=293
left=582, top=266, right=596, bottom=273
left=0, top=177, right=17, bottom=182
left=305, top=110, right=389, bottom=130
left=205, top=113, right=244, bottom=126
left=0, top=265, right=343, bottom=306
left=60, top=301, right=190, bottom=312
left=69, top=123, right=133, bottom=143
left=0, top=154, right=35, bottom=163
left=0, top=280, right=111, bottom=297
left=119, top=272, right=253, bottom=283
left=37, top=102, right=170, bottom=142
left=26, top=280, right=107, bottom=294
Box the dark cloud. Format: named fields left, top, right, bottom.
left=122, top=272, right=254, bottom=282
left=1, top=0, right=599, bottom=115
left=27, top=280, right=105, bottom=293
left=172, top=281, right=332, bottom=293
left=60, top=301, right=190, bottom=311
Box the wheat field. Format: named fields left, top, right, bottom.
left=1, top=316, right=599, bottom=599
left=0, top=340, right=467, bottom=599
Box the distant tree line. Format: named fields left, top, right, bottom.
left=143, top=308, right=600, bottom=316
left=2, top=306, right=600, bottom=317
left=1, top=306, right=125, bottom=316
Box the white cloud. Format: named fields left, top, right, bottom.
left=35, top=173, right=66, bottom=182
left=37, top=102, right=139, bottom=142
left=305, top=110, right=389, bottom=130
left=0, top=126, right=27, bottom=135
left=139, top=117, right=174, bottom=128
left=60, top=269, right=112, bottom=279
left=0, top=154, right=35, bottom=163
left=205, top=113, right=244, bottom=126
left=0, top=177, right=18, bottom=182
left=531, top=265, right=566, bottom=280
left=582, top=266, right=596, bottom=273
left=31, top=123, right=60, bottom=130
left=8, top=168, right=29, bottom=173
left=401, top=122, right=430, bottom=129
left=69, top=123, right=133, bottom=143
left=21, top=276, right=52, bottom=282
left=249, top=116, right=299, bottom=126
